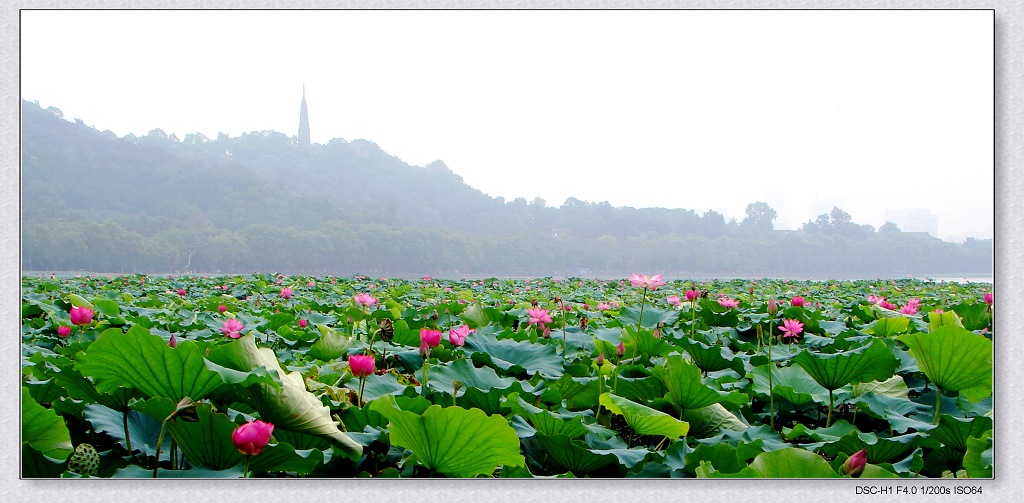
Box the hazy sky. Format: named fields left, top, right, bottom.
left=20, top=9, right=993, bottom=241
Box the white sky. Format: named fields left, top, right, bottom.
left=20, top=9, right=994, bottom=241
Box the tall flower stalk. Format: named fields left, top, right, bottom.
left=419, top=328, right=441, bottom=397
left=349, top=354, right=375, bottom=408
left=628, top=274, right=665, bottom=359
left=765, top=298, right=778, bottom=430
left=685, top=288, right=699, bottom=340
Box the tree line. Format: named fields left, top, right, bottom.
left=21, top=100, right=992, bottom=277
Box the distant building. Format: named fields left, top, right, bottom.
left=298, top=86, right=310, bottom=147
left=885, top=208, right=938, bottom=237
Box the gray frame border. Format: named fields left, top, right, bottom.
left=3, top=2, right=1016, bottom=502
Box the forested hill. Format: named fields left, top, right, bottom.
left=21, top=100, right=992, bottom=276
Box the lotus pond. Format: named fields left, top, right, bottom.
left=20, top=274, right=994, bottom=479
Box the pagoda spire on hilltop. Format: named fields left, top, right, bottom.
left=298, top=85, right=311, bottom=147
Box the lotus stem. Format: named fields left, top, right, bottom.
left=421, top=358, right=430, bottom=397
left=827, top=389, right=834, bottom=428
left=357, top=376, right=366, bottom=409
left=152, top=419, right=168, bottom=478
left=933, top=387, right=942, bottom=425
left=690, top=302, right=696, bottom=340
left=123, top=411, right=132, bottom=453
left=242, top=455, right=250, bottom=478
left=634, top=287, right=647, bottom=360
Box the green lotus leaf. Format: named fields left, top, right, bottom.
left=54, top=365, right=137, bottom=411
left=369, top=394, right=525, bottom=477
left=928, top=414, right=993, bottom=451
left=460, top=303, right=490, bottom=328
left=132, top=397, right=325, bottom=475
left=683, top=403, right=747, bottom=439
left=204, top=334, right=362, bottom=458
left=22, top=387, right=73, bottom=462
left=926, top=309, right=964, bottom=332
left=307, top=324, right=353, bottom=361
left=358, top=372, right=414, bottom=401
left=814, top=429, right=921, bottom=464
left=684, top=442, right=748, bottom=475
left=678, top=338, right=745, bottom=374
left=620, top=305, right=679, bottom=329
left=22, top=443, right=68, bottom=478
left=428, top=358, right=537, bottom=395
left=951, top=302, right=991, bottom=331
left=67, top=293, right=94, bottom=309
left=90, top=297, right=121, bottom=318
left=614, top=373, right=669, bottom=404
left=619, top=326, right=671, bottom=359
left=84, top=404, right=169, bottom=458
left=963, top=430, right=992, bottom=478
left=464, top=329, right=563, bottom=378
left=599, top=393, right=689, bottom=438
left=749, top=364, right=828, bottom=406
left=864, top=317, right=910, bottom=337
left=534, top=434, right=617, bottom=474
left=854, top=375, right=909, bottom=399
left=793, top=339, right=899, bottom=391
left=896, top=326, right=992, bottom=398
left=75, top=325, right=224, bottom=402
left=505, top=392, right=589, bottom=439
left=697, top=447, right=840, bottom=478
left=545, top=374, right=600, bottom=411
left=586, top=438, right=652, bottom=469
left=654, top=355, right=733, bottom=410
left=110, top=465, right=243, bottom=478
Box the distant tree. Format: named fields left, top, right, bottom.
left=741, top=201, right=777, bottom=233
left=879, top=221, right=901, bottom=233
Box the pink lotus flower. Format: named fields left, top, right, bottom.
left=354, top=293, right=377, bottom=308
left=596, top=353, right=605, bottom=366
left=221, top=318, right=245, bottom=339
left=298, top=319, right=308, bottom=328
left=583, top=303, right=590, bottom=310
left=767, top=298, right=778, bottom=316
left=791, top=296, right=806, bottom=307
left=57, top=326, right=71, bottom=338
left=841, top=449, right=867, bottom=478
left=168, top=333, right=178, bottom=348
left=420, top=328, right=442, bottom=349
left=879, top=301, right=897, bottom=311
left=279, top=287, right=292, bottom=300
left=69, top=306, right=94, bottom=326
left=448, top=324, right=474, bottom=347
left=685, top=289, right=699, bottom=302
left=717, top=297, right=739, bottom=309
left=527, top=308, right=553, bottom=325
left=349, top=354, right=376, bottom=378
left=628, top=273, right=666, bottom=291
left=232, top=419, right=274, bottom=456
left=899, top=304, right=919, bottom=315
left=616, top=341, right=626, bottom=358
left=597, top=303, right=612, bottom=311
left=867, top=295, right=882, bottom=305
left=177, top=288, right=186, bottom=297
left=779, top=318, right=804, bottom=341
left=307, top=281, right=315, bottom=288
left=984, top=292, right=993, bottom=305
left=666, top=295, right=682, bottom=306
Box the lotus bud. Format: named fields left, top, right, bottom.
left=841, top=449, right=867, bottom=478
